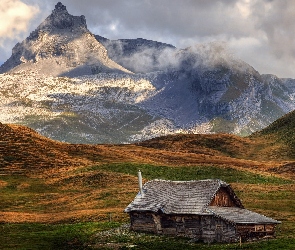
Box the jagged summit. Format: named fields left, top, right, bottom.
left=37, top=2, right=87, bottom=31
left=0, top=2, right=132, bottom=77
left=55, top=2, right=67, bottom=11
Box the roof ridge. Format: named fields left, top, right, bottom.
left=146, top=178, right=227, bottom=183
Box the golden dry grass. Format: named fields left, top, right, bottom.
left=0, top=122, right=294, bottom=223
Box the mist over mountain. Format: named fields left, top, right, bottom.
left=0, top=2, right=295, bottom=144
left=95, top=35, right=176, bottom=73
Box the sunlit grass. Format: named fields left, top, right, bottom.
left=95, top=162, right=293, bottom=185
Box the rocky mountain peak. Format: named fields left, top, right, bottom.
left=54, top=2, right=67, bottom=12
left=38, top=2, right=87, bottom=31
left=50, top=2, right=74, bottom=29
left=0, top=2, right=131, bottom=76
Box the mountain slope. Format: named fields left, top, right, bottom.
left=1, top=47, right=295, bottom=143
left=138, top=44, right=295, bottom=137
left=0, top=2, right=132, bottom=77
left=0, top=71, right=159, bottom=143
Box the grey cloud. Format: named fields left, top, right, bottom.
left=27, top=0, right=248, bottom=42
left=70, top=0, right=249, bottom=39
left=251, top=0, right=295, bottom=61
left=1, top=0, right=295, bottom=78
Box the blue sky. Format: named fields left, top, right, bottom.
left=1, top=0, right=295, bottom=78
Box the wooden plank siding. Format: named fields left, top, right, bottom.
left=210, top=187, right=237, bottom=207
left=129, top=212, right=238, bottom=242
left=200, top=216, right=237, bottom=243
left=236, top=224, right=276, bottom=239
left=130, top=212, right=157, bottom=233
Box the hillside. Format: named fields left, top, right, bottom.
left=250, top=110, right=295, bottom=174
left=0, top=122, right=76, bottom=173
left=138, top=132, right=291, bottom=162
left=0, top=122, right=275, bottom=175
left=0, top=122, right=294, bottom=249
left=253, top=109, right=295, bottom=143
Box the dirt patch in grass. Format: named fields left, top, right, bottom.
left=0, top=180, right=8, bottom=187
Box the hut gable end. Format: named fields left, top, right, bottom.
left=209, top=187, right=242, bottom=208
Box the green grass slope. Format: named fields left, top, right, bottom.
left=1, top=119, right=295, bottom=249
left=252, top=110, right=295, bottom=155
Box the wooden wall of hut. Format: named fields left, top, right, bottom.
left=210, top=187, right=237, bottom=207
left=200, top=215, right=237, bottom=243
left=129, top=212, right=239, bottom=243
left=129, top=212, right=157, bottom=233
left=236, top=224, right=277, bottom=241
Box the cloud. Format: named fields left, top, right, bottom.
left=251, top=0, right=295, bottom=60
left=65, top=0, right=253, bottom=42
left=0, top=0, right=40, bottom=62
left=0, top=0, right=39, bottom=40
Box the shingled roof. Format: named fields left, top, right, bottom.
left=208, top=206, right=280, bottom=224
left=124, top=179, right=242, bottom=214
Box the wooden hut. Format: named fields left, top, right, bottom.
left=124, top=175, right=280, bottom=243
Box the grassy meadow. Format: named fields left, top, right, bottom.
left=0, top=162, right=294, bottom=249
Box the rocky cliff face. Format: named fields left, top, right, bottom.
left=0, top=2, right=132, bottom=77
left=0, top=61, right=294, bottom=143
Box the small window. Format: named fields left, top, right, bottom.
left=265, top=225, right=274, bottom=232
left=255, top=225, right=265, bottom=232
